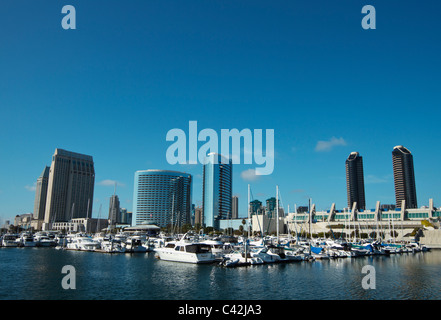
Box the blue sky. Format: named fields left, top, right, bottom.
left=1, top=0, right=441, bottom=223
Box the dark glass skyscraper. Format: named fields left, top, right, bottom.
left=345, top=152, right=366, bottom=210
left=266, top=197, right=277, bottom=218
left=202, top=153, right=232, bottom=230
left=249, top=199, right=263, bottom=216
left=392, top=145, right=417, bottom=208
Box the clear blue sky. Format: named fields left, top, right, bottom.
left=1, top=0, right=441, bottom=223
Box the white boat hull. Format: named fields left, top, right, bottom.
left=155, top=249, right=215, bottom=264
left=22, top=241, right=37, bottom=247
left=2, top=241, right=19, bottom=247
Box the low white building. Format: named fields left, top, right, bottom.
left=45, top=218, right=109, bottom=233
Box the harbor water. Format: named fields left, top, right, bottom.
left=1, top=247, right=440, bottom=300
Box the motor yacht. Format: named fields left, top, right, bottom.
left=100, top=237, right=126, bottom=253
left=124, top=236, right=148, bottom=253
left=200, top=239, right=232, bottom=261
left=154, top=234, right=215, bottom=264
left=66, top=233, right=101, bottom=251
left=19, top=233, right=37, bottom=247
left=2, top=234, right=19, bottom=247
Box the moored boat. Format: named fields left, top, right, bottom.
left=154, top=234, right=215, bottom=264
left=2, top=234, right=19, bottom=247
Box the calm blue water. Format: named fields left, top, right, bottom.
left=1, top=248, right=440, bottom=300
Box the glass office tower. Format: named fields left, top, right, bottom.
left=392, top=145, right=417, bottom=209
left=132, top=170, right=192, bottom=228
left=345, top=151, right=366, bottom=211
left=202, top=153, right=232, bottom=230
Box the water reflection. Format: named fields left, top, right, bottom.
left=1, top=248, right=440, bottom=300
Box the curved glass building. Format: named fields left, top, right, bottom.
left=202, top=153, right=232, bottom=230
left=132, top=170, right=192, bottom=228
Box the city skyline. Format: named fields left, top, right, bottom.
left=7, top=142, right=437, bottom=226
left=1, top=1, right=441, bottom=224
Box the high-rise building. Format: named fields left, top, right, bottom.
left=132, top=170, right=192, bottom=228
left=202, top=153, right=232, bottom=230
left=266, top=197, right=277, bottom=218
left=232, top=196, right=239, bottom=219
left=194, top=207, right=203, bottom=226
left=392, top=145, right=417, bottom=208
left=44, top=149, right=95, bottom=224
left=345, top=152, right=366, bottom=211
left=120, top=208, right=128, bottom=224
left=33, top=166, right=50, bottom=220
left=250, top=199, right=263, bottom=216
left=108, top=194, right=120, bottom=225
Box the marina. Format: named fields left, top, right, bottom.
left=0, top=230, right=432, bottom=260
left=0, top=239, right=440, bottom=300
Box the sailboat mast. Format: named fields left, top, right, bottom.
left=308, top=198, right=311, bottom=239
left=247, top=184, right=250, bottom=236
left=86, top=198, right=90, bottom=219
left=246, top=184, right=251, bottom=264
left=171, top=193, right=175, bottom=235
left=276, top=185, right=279, bottom=244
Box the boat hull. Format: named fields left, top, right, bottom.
left=155, top=249, right=215, bottom=264
left=2, top=241, right=19, bottom=247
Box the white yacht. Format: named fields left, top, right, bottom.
left=200, top=239, right=232, bottom=261
left=266, top=245, right=304, bottom=262
left=55, top=234, right=68, bottom=247
left=33, top=232, right=57, bottom=247
left=150, top=236, right=174, bottom=249
left=2, top=234, right=19, bottom=247
left=19, top=233, right=37, bottom=247
left=37, top=236, right=57, bottom=247
left=124, top=235, right=148, bottom=253
left=114, top=232, right=128, bottom=243
left=154, top=234, right=215, bottom=264
left=66, top=234, right=101, bottom=251
left=221, top=248, right=265, bottom=267
left=100, top=238, right=126, bottom=253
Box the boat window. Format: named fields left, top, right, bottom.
left=180, top=246, right=185, bottom=252
left=175, top=246, right=181, bottom=251
left=186, top=244, right=211, bottom=254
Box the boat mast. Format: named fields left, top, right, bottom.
left=86, top=198, right=90, bottom=219
left=247, top=184, right=250, bottom=237
left=171, top=193, right=175, bottom=235
left=391, top=211, right=396, bottom=244
left=246, top=184, right=251, bottom=264
left=70, top=203, right=75, bottom=233
left=276, top=185, right=279, bottom=244
left=96, top=204, right=102, bottom=234
left=308, top=198, right=311, bottom=240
